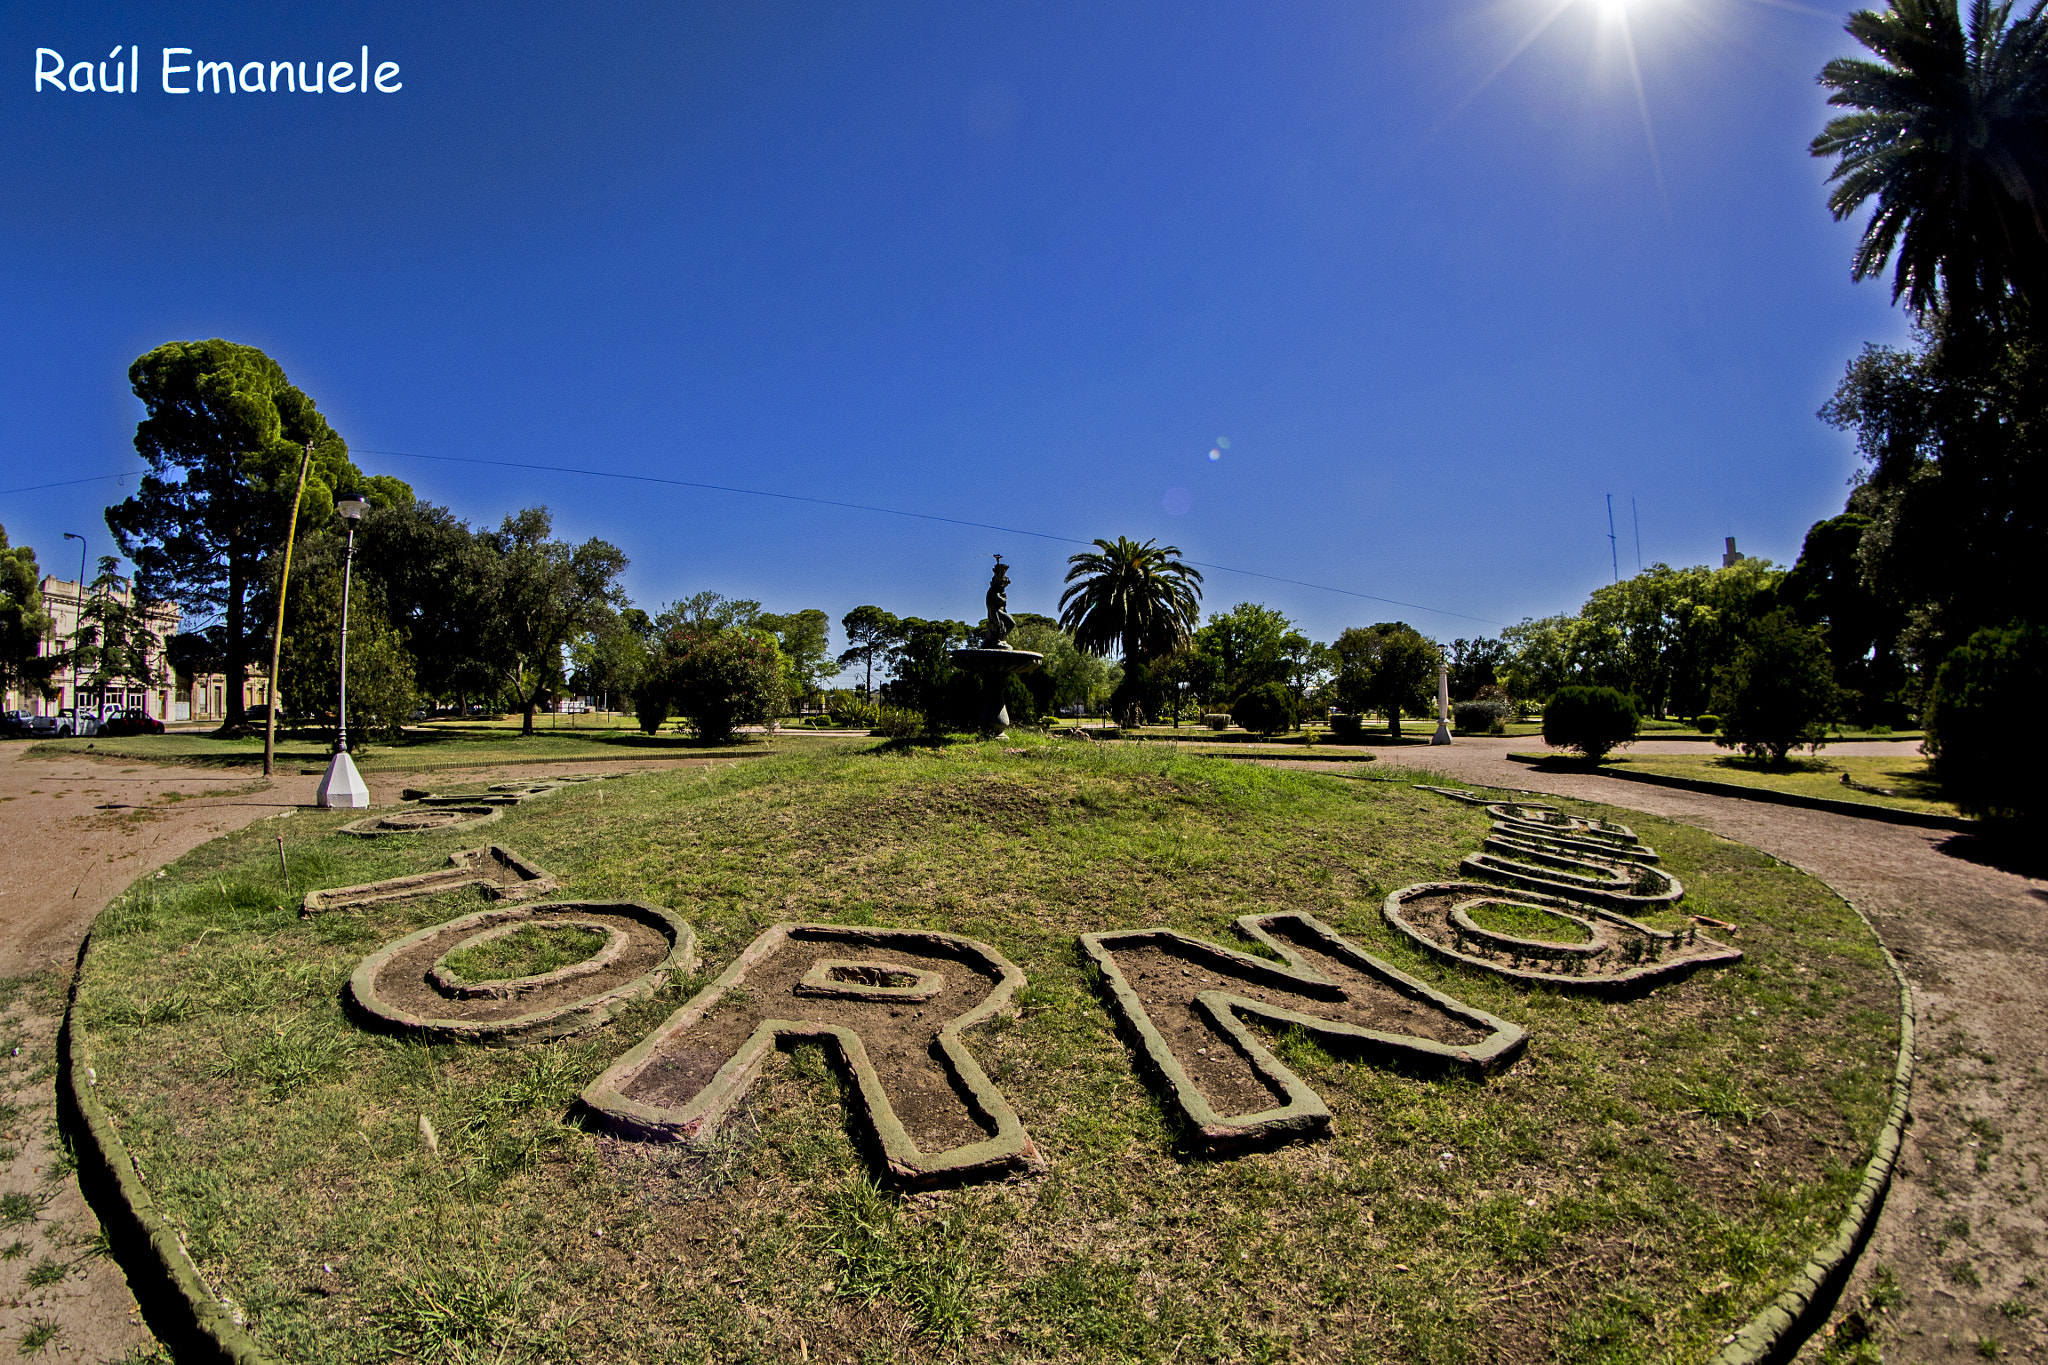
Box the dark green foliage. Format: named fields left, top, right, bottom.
left=1695, top=714, right=1720, bottom=734
left=1542, top=686, right=1640, bottom=761
left=631, top=687, right=670, bottom=734
left=836, top=605, right=901, bottom=698
left=0, top=526, right=58, bottom=704
left=1190, top=602, right=1292, bottom=699
left=1328, top=713, right=1364, bottom=740
left=278, top=567, right=416, bottom=740
left=1108, top=659, right=1164, bottom=726
left=1333, top=622, right=1442, bottom=737
left=1926, top=619, right=2047, bottom=820
left=1231, top=681, right=1295, bottom=735
left=1811, top=0, right=2048, bottom=327
left=650, top=625, right=788, bottom=744
left=107, top=339, right=408, bottom=729
left=1714, top=611, right=1845, bottom=765
left=880, top=618, right=976, bottom=731
left=1783, top=514, right=1910, bottom=726
left=1059, top=537, right=1204, bottom=667
left=1453, top=699, right=1511, bottom=735
left=1447, top=636, right=1509, bottom=699
left=476, top=509, right=630, bottom=735
left=757, top=608, right=833, bottom=704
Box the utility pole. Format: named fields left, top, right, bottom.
left=1606, top=495, right=1619, bottom=582
left=263, top=439, right=314, bottom=778
left=1632, top=496, right=1642, bottom=572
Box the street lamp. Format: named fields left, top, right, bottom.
left=61, top=533, right=85, bottom=720
left=315, top=495, right=371, bottom=809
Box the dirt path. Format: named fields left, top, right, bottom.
left=1302, top=738, right=2047, bottom=1361
left=0, top=743, right=734, bottom=1362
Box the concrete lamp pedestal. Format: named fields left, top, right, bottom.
left=316, top=750, right=370, bottom=809
left=1430, top=662, right=1453, bottom=746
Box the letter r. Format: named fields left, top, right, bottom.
left=35, top=49, right=64, bottom=91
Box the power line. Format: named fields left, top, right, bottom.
left=0, top=471, right=141, bottom=498
left=360, top=447, right=1509, bottom=628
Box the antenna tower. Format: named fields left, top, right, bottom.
left=1606, top=494, right=1619, bottom=582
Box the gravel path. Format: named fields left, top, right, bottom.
left=1296, top=737, right=2047, bottom=1361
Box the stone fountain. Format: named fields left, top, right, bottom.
left=950, top=556, right=1043, bottom=736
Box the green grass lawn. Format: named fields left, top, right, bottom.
left=75, top=739, right=1897, bottom=1364
left=1596, top=752, right=1958, bottom=820
left=22, top=724, right=848, bottom=773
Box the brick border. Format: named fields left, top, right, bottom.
left=1382, top=881, right=1742, bottom=996
left=348, top=900, right=695, bottom=1045
left=61, top=934, right=275, bottom=1365
left=1081, top=911, right=1527, bottom=1154
left=336, top=804, right=502, bottom=837
left=580, top=924, right=1040, bottom=1189
left=1504, top=754, right=1971, bottom=831
left=300, top=844, right=558, bottom=916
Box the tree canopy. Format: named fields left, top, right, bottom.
left=1812, top=0, right=2048, bottom=328
left=106, top=340, right=409, bottom=730
left=0, top=527, right=59, bottom=704
left=1058, top=537, right=1204, bottom=667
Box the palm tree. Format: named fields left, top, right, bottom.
left=1057, top=537, right=1204, bottom=667
left=1811, top=0, right=2048, bottom=327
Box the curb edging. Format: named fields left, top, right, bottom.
left=61, top=933, right=276, bottom=1365
left=1503, top=754, right=1970, bottom=830
left=1708, top=888, right=1914, bottom=1365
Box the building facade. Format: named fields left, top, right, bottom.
left=8, top=576, right=178, bottom=720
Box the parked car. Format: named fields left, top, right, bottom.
left=34, top=709, right=100, bottom=738
left=0, top=710, right=35, bottom=737
left=98, top=708, right=165, bottom=737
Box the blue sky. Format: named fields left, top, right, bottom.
left=2, top=1, right=1907, bottom=662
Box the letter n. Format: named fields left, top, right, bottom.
left=581, top=924, right=1039, bottom=1188
left=1081, top=912, right=1525, bottom=1153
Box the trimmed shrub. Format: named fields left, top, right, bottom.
left=1328, top=713, right=1363, bottom=741
left=657, top=627, right=789, bottom=744
left=1714, top=611, right=1844, bottom=764
left=1926, top=620, right=2045, bottom=822
left=1541, top=686, right=1639, bottom=761
left=1695, top=714, right=1720, bottom=734
left=632, top=691, right=670, bottom=735
left=1202, top=713, right=1232, bottom=731
left=1232, top=683, right=1296, bottom=736
left=1453, top=699, right=1512, bottom=735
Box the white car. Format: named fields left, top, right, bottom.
left=35, top=709, right=100, bottom=738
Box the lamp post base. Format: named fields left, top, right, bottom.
left=1430, top=721, right=1452, bottom=746
left=316, top=751, right=370, bottom=808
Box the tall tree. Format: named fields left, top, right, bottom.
left=474, top=508, right=629, bottom=735
left=837, top=605, right=901, bottom=697
left=1058, top=537, right=1204, bottom=668
left=1190, top=602, right=1292, bottom=699
left=107, top=340, right=408, bottom=731
left=1812, top=0, right=2048, bottom=330
left=0, top=527, right=60, bottom=706
left=1333, top=622, right=1442, bottom=738
left=758, top=608, right=833, bottom=704
left=74, top=557, right=166, bottom=714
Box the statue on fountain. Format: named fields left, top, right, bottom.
left=984, top=555, right=1016, bottom=648
left=952, top=555, right=1042, bottom=735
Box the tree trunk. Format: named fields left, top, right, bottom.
left=1388, top=706, right=1402, bottom=739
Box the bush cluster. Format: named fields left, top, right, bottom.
left=1202, top=713, right=1232, bottom=731
left=1694, top=714, right=1720, bottom=734
left=1452, top=699, right=1512, bottom=735
left=1926, top=620, right=2044, bottom=822
left=1541, top=685, right=1639, bottom=761
left=1231, top=684, right=1295, bottom=736
left=1327, top=713, right=1363, bottom=741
